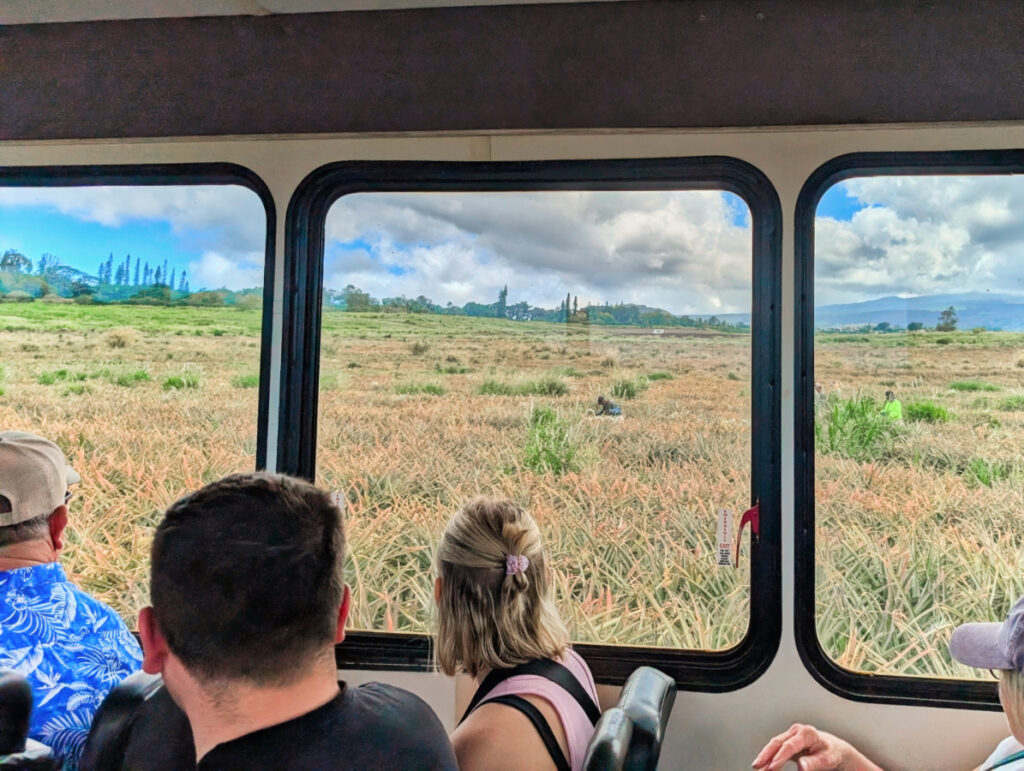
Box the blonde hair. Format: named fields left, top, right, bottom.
left=434, top=497, right=570, bottom=678
left=1001, top=669, right=1024, bottom=739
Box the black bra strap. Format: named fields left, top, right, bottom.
left=484, top=695, right=571, bottom=771
left=460, top=658, right=601, bottom=726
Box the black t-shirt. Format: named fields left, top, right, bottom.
left=197, top=682, right=457, bottom=771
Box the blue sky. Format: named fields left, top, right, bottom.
left=816, top=183, right=863, bottom=221
left=5, top=178, right=1024, bottom=310
left=0, top=185, right=266, bottom=291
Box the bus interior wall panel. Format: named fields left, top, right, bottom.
left=1, top=0, right=1023, bottom=141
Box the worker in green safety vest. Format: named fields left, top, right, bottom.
left=881, top=389, right=902, bottom=420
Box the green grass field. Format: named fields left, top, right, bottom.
left=2, top=301, right=1022, bottom=678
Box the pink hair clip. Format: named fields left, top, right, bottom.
left=506, top=554, right=529, bottom=576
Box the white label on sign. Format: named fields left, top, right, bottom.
left=717, top=508, right=733, bottom=567
left=330, top=491, right=346, bottom=511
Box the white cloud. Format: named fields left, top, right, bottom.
left=324, top=191, right=752, bottom=315
left=0, top=185, right=265, bottom=258
left=188, top=251, right=264, bottom=290
left=816, top=176, right=1024, bottom=305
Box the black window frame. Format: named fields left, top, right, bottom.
left=281, top=158, right=781, bottom=689
left=0, top=163, right=277, bottom=470
left=794, top=150, right=1024, bottom=711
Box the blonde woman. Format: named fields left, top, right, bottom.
left=435, top=497, right=600, bottom=771
left=753, top=594, right=1024, bottom=771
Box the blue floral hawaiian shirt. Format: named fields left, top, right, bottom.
left=0, top=562, right=143, bottom=770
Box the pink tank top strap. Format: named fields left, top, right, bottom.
left=476, top=650, right=599, bottom=771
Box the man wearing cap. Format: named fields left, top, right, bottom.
left=0, top=431, right=142, bottom=770
left=751, top=594, right=1024, bottom=771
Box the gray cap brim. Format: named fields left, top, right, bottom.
left=66, top=466, right=81, bottom=485
left=949, top=622, right=1011, bottom=670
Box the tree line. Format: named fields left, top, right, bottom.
left=325, top=283, right=748, bottom=331
left=0, top=248, right=258, bottom=307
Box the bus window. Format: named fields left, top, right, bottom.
left=0, top=171, right=272, bottom=623
left=799, top=152, right=1024, bottom=706
left=284, top=159, right=782, bottom=685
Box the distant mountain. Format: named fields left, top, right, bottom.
left=705, top=292, right=1024, bottom=331
left=814, top=292, right=1024, bottom=331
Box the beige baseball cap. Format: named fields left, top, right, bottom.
left=0, top=431, right=81, bottom=527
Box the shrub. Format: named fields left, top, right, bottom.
left=647, top=372, right=673, bottom=381
left=163, top=374, right=199, bottom=390
left=949, top=381, right=999, bottom=392
left=435, top=363, right=469, bottom=374
left=935, top=337, right=953, bottom=345
left=479, top=380, right=515, bottom=396
left=524, top=406, right=578, bottom=475
left=410, top=342, right=429, bottom=355
left=611, top=378, right=648, bottom=400
left=346, top=362, right=361, bottom=368
left=726, top=372, right=742, bottom=381
left=967, top=458, right=1014, bottom=488
left=999, top=396, right=1024, bottom=412
left=37, top=371, right=59, bottom=385
left=904, top=401, right=950, bottom=423
left=62, top=384, right=91, bottom=396
left=395, top=382, right=445, bottom=396
left=231, top=374, right=259, bottom=389
left=113, top=370, right=151, bottom=387
left=104, top=329, right=136, bottom=349
left=532, top=377, right=569, bottom=396
left=815, top=396, right=901, bottom=461
left=478, top=379, right=568, bottom=397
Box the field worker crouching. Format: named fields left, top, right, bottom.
left=0, top=431, right=142, bottom=769
left=881, top=390, right=902, bottom=420
left=595, top=395, right=622, bottom=416
left=753, top=593, right=1024, bottom=771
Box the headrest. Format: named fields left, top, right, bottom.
left=0, top=670, right=32, bottom=755
left=583, top=707, right=633, bottom=771
left=617, top=666, right=676, bottom=771
left=81, top=671, right=194, bottom=771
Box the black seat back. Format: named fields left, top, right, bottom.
left=80, top=671, right=194, bottom=771
left=0, top=669, right=57, bottom=771
left=582, top=707, right=632, bottom=771
left=617, top=667, right=676, bottom=770
left=582, top=666, right=676, bottom=771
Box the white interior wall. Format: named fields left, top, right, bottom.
left=4, top=122, right=1024, bottom=769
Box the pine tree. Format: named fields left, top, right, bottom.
left=144, top=262, right=151, bottom=285
left=97, top=258, right=106, bottom=283
left=497, top=284, right=508, bottom=319
left=114, top=263, right=125, bottom=285
left=178, top=271, right=187, bottom=292
left=122, top=255, right=130, bottom=285
left=573, top=295, right=578, bottom=315
left=183, top=279, right=190, bottom=293
left=162, top=260, right=168, bottom=285
left=169, top=268, right=176, bottom=291
left=133, top=257, right=140, bottom=285
left=154, top=266, right=162, bottom=285
left=105, top=253, right=114, bottom=284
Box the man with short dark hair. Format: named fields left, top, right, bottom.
left=138, top=472, right=457, bottom=769
left=0, top=431, right=142, bottom=769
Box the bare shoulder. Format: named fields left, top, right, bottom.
left=452, top=698, right=563, bottom=771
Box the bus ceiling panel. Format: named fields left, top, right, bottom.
left=1, top=0, right=1022, bottom=140
left=0, top=0, right=628, bottom=25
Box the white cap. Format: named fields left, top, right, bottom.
left=0, top=431, right=81, bottom=527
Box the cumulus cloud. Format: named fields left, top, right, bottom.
left=325, top=191, right=752, bottom=314
left=816, top=176, right=1024, bottom=305
left=0, top=185, right=265, bottom=259
left=188, top=251, right=264, bottom=290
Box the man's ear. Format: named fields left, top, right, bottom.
left=434, top=576, right=442, bottom=604
left=335, top=584, right=352, bottom=644
left=48, top=506, right=68, bottom=553
left=138, top=606, right=170, bottom=675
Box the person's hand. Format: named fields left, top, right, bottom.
left=752, top=724, right=882, bottom=771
